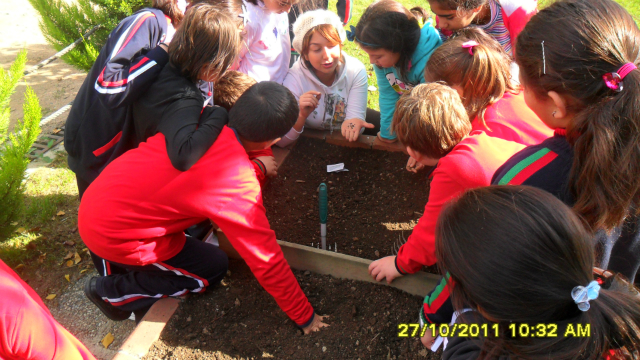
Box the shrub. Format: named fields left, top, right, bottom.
left=27, top=0, right=148, bottom=71
left=0, top=51, right=42, bottom=240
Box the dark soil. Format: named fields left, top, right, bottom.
left=145, top=259, right=440, bottom=360
left=262, top=137, right=431, bottom=260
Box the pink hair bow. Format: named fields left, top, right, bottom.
left=461, top=41, right=479, bottom=55
left=603, top=62, right=637, bottom=92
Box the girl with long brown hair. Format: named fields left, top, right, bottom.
left=433, top=186, right=640, bottom=359
left=351, top=0, right=442, bottom=143
left=492, top=0, right=640, bottom=283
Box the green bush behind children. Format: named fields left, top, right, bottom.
left=0, top=51, right=42, bottom=240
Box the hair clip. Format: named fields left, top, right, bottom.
left=603, top=62, right=637, bottom=92
left=238, top=4, right=249, bottom=27
left=571, top=280, right=600, bottom=311
left=541, top=40, right=546, bottom=75
left=346, top=25, right=379, bottom=47
left=461, top=41, right=479, bottom=55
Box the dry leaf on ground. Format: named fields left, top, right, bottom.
left=101, top=333, right=114, bottom=348
left=73, top=252, right=82, bottom=264
left=46, top=294, right=56, bottom=300
left=56, top=211, right=65, bottom=216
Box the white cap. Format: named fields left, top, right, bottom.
left=291, top=9, right=346, bottom=54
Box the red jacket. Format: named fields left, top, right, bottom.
left=472, top=92, right=553, bottom=146
left=79, top=126, right=314, bottom=326
left=395, top=132, right=526, bottom=272
left=0, top=260, right=96, bottom=360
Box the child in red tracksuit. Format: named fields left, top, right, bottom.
left=80, top=81, right=327, bottom=333
left=367, top=82, right=525, bottom=282
left=0, top=260, right=96, bottom=359
left=407, top=27, right=552, bottom=173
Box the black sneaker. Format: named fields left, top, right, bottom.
left=83, top=277, right=132, bottom=321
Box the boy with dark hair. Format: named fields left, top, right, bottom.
left=80, top=82, right=327, bottom=333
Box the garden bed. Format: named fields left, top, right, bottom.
left=143, top=259, right=438, bottom=360
left=262, top=137, right=431, bottom=260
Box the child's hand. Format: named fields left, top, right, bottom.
left=376, top=132, right=398, bottom=144
left=256, top=156, right=278, bottom=177
left=302, top=313, right=330, bottom=334
left=368, top=256, right=402, bottom=284
left=421, top=327, right=438, bottom=349
left=299, top=91, right=321, bottom=120
left=406, top=156, right=426, bottom=173
left=341, top=119, right=374, bottom=142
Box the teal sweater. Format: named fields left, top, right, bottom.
left=374, top=20, right=442, bottom=140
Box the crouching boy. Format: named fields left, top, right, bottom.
left=79, top=82, right=327, bottom=333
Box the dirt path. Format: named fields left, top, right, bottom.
left=1, top=3, right=137, bottom=360
left=0, top=0, right=86, bottom=135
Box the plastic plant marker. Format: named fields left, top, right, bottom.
left=319, top=183, right=328, bottom=250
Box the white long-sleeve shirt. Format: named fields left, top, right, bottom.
left=237, top=1, right=291, bottom=83
left=278, top=52, right=368, bottom=147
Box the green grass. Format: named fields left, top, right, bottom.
left=334, top=0, right=640, bottom=112
left=0, top=152, right=79, bottom=267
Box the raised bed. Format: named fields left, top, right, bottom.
left=263, top=135, right=431, bottom=260
left=142, top=259, right=439, bottom=360
left=114, top=132, right=440, bottom=360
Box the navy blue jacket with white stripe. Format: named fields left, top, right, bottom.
left=65, top=8, right=171, bottom=184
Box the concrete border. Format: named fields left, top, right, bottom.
left=300, top=129, right=407, bottom=153
left=218, top=232, right=439, bottom=297
left=111, top=298, right=180, bottom=360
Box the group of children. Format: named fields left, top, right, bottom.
left=3, top=0, right=640, bottom=358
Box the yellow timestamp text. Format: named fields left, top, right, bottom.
left=397, top=323, right=591, bottom=338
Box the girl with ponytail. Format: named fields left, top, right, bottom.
left=433, top=186, right=640, bottom=359
left=492, top=0, right=640, bottom=282
left=405, top=27, right=552, bottom=172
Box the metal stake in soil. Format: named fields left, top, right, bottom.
left=319, top=183, right=328, bottom=250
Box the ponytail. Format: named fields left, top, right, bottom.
left=425, top=27, right=514, bottom=125
left=569, top=67, right=640, bottom=230
left=436, top=186, right=640, bottom=359
left=515, top=0, right=640, bottom=230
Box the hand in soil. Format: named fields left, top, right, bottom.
left=298, top=91, right=321, bottom=120
left=421, top=326, right=438, bottom=349
left=302, top=313, right=330, bottom=334
left=341, top=119, right=374, bottom=142
left=376, top=132, right=397, bottom=144
left=255, top=156, right=278, bottom=177
left=406, top=156, right=426, bottom=173
left=368, top=256, right=402, bottom=284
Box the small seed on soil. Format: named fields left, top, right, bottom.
left=374, top=250, right=380, bottom=257
left=322, top=346, right=327, bottom=352
left=186, top=316, right=192, bottom=322
left=296, top=180, right=305, bottom=183
left=235, top=298, right=241, bottom=306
